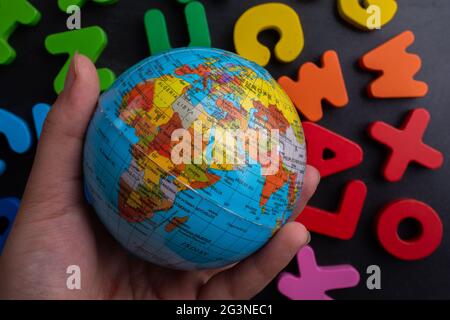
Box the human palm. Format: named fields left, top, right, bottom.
left=0, top=54, right=319, bottom=300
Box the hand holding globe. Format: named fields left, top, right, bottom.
left=85, top=48, right=310, bottom=270
left=0, top=52, right=319, bottom=299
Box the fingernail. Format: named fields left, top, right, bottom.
left=306, top=231, right=311, bottom=245
left=64, top=52, right=79, bottom=92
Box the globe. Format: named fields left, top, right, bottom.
left=83, top=47, right=307, bottom=270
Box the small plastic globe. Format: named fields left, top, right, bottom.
left=83, top=47, right=306, bottom=270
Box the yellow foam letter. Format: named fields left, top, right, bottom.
left=234, top=3, right=304, bottom=66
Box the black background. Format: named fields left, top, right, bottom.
left=0, top=0, right=449, bottom=299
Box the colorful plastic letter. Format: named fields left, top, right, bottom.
left=278, top=50, right=348, bottom=122
left=278, top=246, right=360, bottom=300
left=32, top=103, right=51, bottom=138
left=0, top=0, right=41, bottom=64
left=0, top=109, right=32, bottom=175
left=303, top=122, right=363, bottom=178
left=58, top=0, right=118, bottom=12
left=360, top=31, right=428, bottom=98
left=337, top=0, right=397, bottom=31
left=145, top=1, right=211, bottom=55
left=297, top=180, right=367, bottom=240
left=234, top=3, right=304, bottom=66
left=368, top=108, right=444, bottom=182
left=45, top=26, right=116, bottom=93
left=376, top=199, right=443, bottom=260
left=0, top=197, right=20, bottom=254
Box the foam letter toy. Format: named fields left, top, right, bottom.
left=58, top=0, right=118, bottom=12
left=278, top=246, right=360, bottom=300
left=376, top=199, right=443, bottom=260
left=0, top=109, right=32, bottom=175
left=0, top=197, right=20, bottom=254
left=368, top=108, right=444, bottom=182
left=45, top=26, right=116, bottom=93
left=0, top=0, right=41, bottom=65
left=303, top=122, right=363, bottom=178
left=278, top=51, right=348, bottom=122
left=145, top=1, right=211, bottom=55
left=337, top=0, right=397, bottom=31
left=234, top=3, right=304, bottom=66
left=32, top=103, right=51, bottom=138
left=360, top=31, right=428, bottom=98
left=297, top=180, right=367, bottom=240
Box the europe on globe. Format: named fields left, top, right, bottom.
left=83, top=47, right=307, bottom=270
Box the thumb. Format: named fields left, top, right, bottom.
left=24, top=54, right=100, bottom=203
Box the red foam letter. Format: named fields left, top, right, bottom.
left=368, top=108, right=444, bottom=182
left=303, top=122, right=363, bottom=178
left=376, top=199, right=443, bottom=260
left=297, top=180, right=367, bottom=240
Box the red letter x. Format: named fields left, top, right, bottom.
left=368, top=108, right=444, bottom=182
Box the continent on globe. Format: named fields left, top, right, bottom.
left=83, top=47, right=307, bottom=270
left=165, top=216, right=189, bottom=233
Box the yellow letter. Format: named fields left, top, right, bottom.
left=234, top=3, right=304, bottom=66
left=337, top=0, right=398, bottom=31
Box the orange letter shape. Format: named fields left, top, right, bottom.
left=360, top=30, right=428, bottom=98
left=278, top=50, right=348, bottom=122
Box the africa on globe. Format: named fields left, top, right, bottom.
left=83, top=47, right=307, bottom=270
